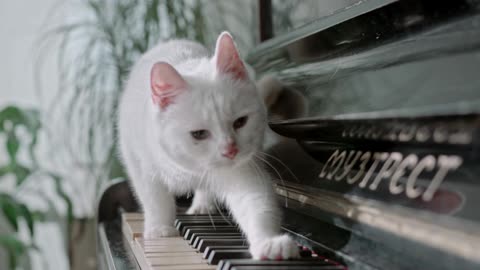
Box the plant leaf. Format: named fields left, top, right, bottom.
left=18, top=204, right=35, bottom=237
left=0, top=234, right=27, bottom=270
left=6, top=133, right=20, bottom=161
left=48, top=173, right=74, bottom=224
left=0, top=195, right=19, bottom=231
left=0, top=106, right=22, bottom=126
left=12, top=164, right=31, bottom=186
left=0, top=165, right=11, bottom=177
left=32, top=210, right=47, bottom=222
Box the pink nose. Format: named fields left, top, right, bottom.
left=222, top=143, right=238, bottom=160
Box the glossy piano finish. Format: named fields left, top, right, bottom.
left=96, top=183, right=346, bottom=270
left=247, top=0, right=480, bottom=269
left=249, top=0, right=480, bottom=117
left=97, top=179, right=139, bottom=270
left=97, top=1, right=480, bottom=269
left=117, top=212, right=346, bottom=270
left=270, top=113, right=480, bottom=219
left=266, top=114, right=480, bottom=270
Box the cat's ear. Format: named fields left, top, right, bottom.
left=213, top=32, right=248, bottom=80
left=150, top=62, right=187, bottom=109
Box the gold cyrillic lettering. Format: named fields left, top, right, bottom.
left=406, top=155, right=435, bottom=199
left=358, top=152, right=388, bottom=188
left=335, top=151, right=361, bottom=181
left=319, top=150, right=346, bottom=180
left=422, top=155, right=462, bottom=201
left=369, top=152, right=403, bottom=190
left=389, top=154, right=418, bottom=194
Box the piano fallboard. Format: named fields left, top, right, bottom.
left=97, top=1, right=480, bottom=270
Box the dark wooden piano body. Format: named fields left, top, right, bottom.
left=97, top=1, right=480, bottom=269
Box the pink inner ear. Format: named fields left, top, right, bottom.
left=150, top=62, right=187, bottom=108
left=214, top=32, right=248, bottom=80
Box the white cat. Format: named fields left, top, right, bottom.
left=117, top=32, right=299, bottom=260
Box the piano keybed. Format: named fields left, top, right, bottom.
left=122, top=213, right=346, bottom=270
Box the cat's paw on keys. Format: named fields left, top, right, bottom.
left=250, top=235, right=300, bottom=260
left=144, top=226, right=179, bottom=238
left=186, top=203, right=217, bottom=215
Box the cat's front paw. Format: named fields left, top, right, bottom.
left=144, top=225, right=179, bottom=239
left=186, top=203, right=217, bottom=215
left=250, top=235, right=300, bottom=260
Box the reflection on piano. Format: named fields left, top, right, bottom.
left=120, top=213, right=346, bottom=269
left=97, top=1, right=480, bottom=269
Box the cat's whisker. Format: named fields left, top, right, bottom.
left=253, top=154, right=289, bottom=208
left=150, top=168, right=159, bottom=183
left=198, top=169, right=208, bottom=189
left=201, top=170, right=217, bottom=228
left=257, top=151, right=300, bottom=183
left=253, top=154, right=285, bottom=188
left=207, top=205, right=216, bottom=231
left=204, top=171, right=232, bottom=226
left=249, top=159, right=284, bottom=207
left=213, top=199, right=233, bottom=226
left=248, top=160, right=268, bottom=193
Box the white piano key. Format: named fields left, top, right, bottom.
left=145, top=251, right=198, bottom=258
left=151, top=264, right=216, bottom=270
left=140, top=239, right=191, bottom=247
left=143, top=245, right=194, bottom=253
left=122, top=220, right=143, bottom=240
left=124, top=213, right=243, bottom=270
left=147, top=255, right=205, bottom=266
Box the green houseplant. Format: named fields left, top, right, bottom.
left=39, top=0, right=255, bottom=210
left=0, top=105, right=72, bottom=270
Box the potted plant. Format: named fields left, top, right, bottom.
left=0, top=105, right=73, bottom=270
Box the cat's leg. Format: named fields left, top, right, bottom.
left=221, top=168, right=300, bottom=260
left=120, top=148, right=178, bottom=237
left=131, top=171, right=178, bottom=238
left=186, top=190, right=217, bottom=215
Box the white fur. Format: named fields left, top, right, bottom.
left=117, top=33, right=299, bottom=259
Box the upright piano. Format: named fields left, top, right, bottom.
left=97, top=1, right=480, bottom=269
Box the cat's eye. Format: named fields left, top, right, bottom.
left=233, top=116, right=248, bottom=129
left=190, top=129, right=210, bottom=140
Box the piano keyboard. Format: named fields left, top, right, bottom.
left=122, top=213, right=346, bottom=270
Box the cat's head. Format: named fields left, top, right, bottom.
left=149, top=32, right=266, bottom=173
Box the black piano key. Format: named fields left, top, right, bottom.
left=176, top=218, right=232, bottom=226
left=175, top=219, right=231, bottom=228
left=230, top=266, right=345, bottom=270
left=218, top=259, right=228, bottom=270
left=219, top=259, right=335, bottom=270
left=176, top=214, right=228, bottom=218
left=174, top=216, right=222, bottom=226
left=175, top=214, right=222, bottom=219
left=207, top=249, right=251, bottom=265
left=175, top=217, right=231, bottom=223
left=174, top=216, right=232, bottom=226
left=181, top=225, right=237, bottom=237
left=177, top=221, right=233, bottom=235
left=197, top=239, right=248, bottom=252
left=299, top=249, right=312, bottom=258
left=193, top=235, right=246, bottom=249
left=203, top=246, right=249, bottom=259
left=190, top=233, right=243, bottom=245
left=184, top=227, right=240, bottom=240
left=175, top=215, right=232, bottom=220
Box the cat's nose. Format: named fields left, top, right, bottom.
left=222, top=142, right=238, bottom=160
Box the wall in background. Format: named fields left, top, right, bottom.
left=0, top=1, right=69, bottom=269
